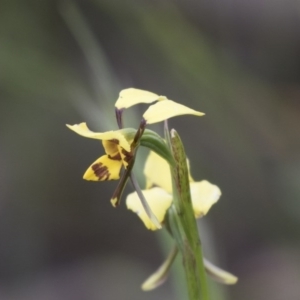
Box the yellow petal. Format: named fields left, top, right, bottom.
left=144, top=151, right=194, bottom=193
left=83, top=155, right=123, bottom=181
left=190, top=180, right=221, bottom=218
left=144, top=151, right=173, bottom=193
left=143, top=100, right=205, bottom=124
left=66, top=123, right=131, bottom=152
left=126, top=187, right=173, bottom=230
left=115, top=88, right=166, bottom=109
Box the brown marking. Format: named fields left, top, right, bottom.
left=121, top=149, right=133, bottom=164
left=106, top=139, right=122, bottom=160
left=92, top=163, right=110, bottom=181
left=108, top=152, right=121, bottom=161
left=110, top=138, right=119, bottom=144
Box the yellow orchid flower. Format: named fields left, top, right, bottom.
left=66, top=123, right=133, bottom=181
left=115, top=88, right=204, bottom=124
left=126, top=151, right=221, bottom=230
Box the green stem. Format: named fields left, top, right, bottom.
left=168, top=206, right=202, bottom=300
left=166, top=128, right=209, bottom=300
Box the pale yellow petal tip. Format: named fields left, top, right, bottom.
left=225, top=275, right=238, bottom=285
left=66, top=122, right=85, bottom=128
left=204, top=258, right=238, bottom=285
left=111, top=198, right=118, bottom=207
left=83, top=168, right=99, bottom=181
left=66, top=122, right=88, bottom=133
left=141, top=274, right=167, bottom=291
left=211, top=268, right=238, bottom=285
left=146, top=221, right=162, bottom=231
left=143, top=100, right=205, bottom=124
left=115, top=88, right=164, bottom=109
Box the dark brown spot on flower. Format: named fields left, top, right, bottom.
left=110, top=139, right=119, bottom=144
left=108, top=152, right=122, bottom=161
left=121, top=149, right=133, bottom=164
left=92, top=163, right=110, bottom=181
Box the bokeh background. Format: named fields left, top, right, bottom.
left=1, top=0, right=300, bottom=299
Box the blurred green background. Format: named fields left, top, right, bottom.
left=1, top=0, right=300, bottom=299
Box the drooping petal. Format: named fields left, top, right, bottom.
left=142, top=246, right=178, bottom=291
left=126, top=187, right=173, bottom=230
left=143, top=100, right=205, bottom=124
left=66, top=123, right=131, bottom=152
left=115, top=88, right=166, bottom=109
left=83, top=155, right=123, bottom=181
left=190, top=180, right=221, bottom=218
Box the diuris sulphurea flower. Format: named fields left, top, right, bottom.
left=67, top=88, right=237, bottom=299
